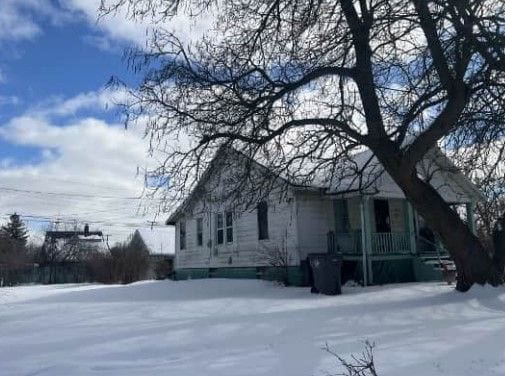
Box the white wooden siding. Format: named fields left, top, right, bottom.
left=175, top=190, right=301, bottom=269
left=295, top=192, right=335, bottom=260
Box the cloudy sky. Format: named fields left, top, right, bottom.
left=0, top=0, right=180, bottom=247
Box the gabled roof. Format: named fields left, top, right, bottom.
left=166, top=146, right=484, bottom=223
left=166, top=146, right=296, bottom=224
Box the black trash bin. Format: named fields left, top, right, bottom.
left=308, top=253, right=342, bottom=295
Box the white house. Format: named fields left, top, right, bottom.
left=166, top=147, right=482, bottom=286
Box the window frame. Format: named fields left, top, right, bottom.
left=225, top=211, right=233, bottom=243
left=257, top=201, right=269, bottom=240
left=179, top=220, right=186, bottom=250
left=215, top=213, right=224, bottom=245
left=196, top=217, right=203, bottom=247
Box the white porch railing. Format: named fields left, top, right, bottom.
left=335, top=231, right=411, bottom=255
left=371, top=232, right=411, bottom=255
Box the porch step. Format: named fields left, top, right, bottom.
left=422, top=258, right=450, bottom=265
left=420, top=255, right=451, bottom=262
left=413, top=254, right=456, bottom=283
left=422, top=257, right=456, bottom=271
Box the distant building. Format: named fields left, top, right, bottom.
left=42, top=225, right=106, bottom=262
left=131, top=228, right=175, bottom=279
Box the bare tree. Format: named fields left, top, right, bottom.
left=101, top=0, right=505, bottom=291
left=38, top=236, right=86, bottom=265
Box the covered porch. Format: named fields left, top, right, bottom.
left=328, top=195, right=475, bottom=285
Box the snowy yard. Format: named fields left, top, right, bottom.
left=1, top=280, right=505, bottom=376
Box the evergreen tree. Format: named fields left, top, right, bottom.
left=0, top=213, right=28, bottom=246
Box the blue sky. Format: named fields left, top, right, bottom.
left=0, top=0, right=176, bottom=245
left=0, top=13, right=132, bottom=162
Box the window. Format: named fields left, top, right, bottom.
left=216, top=213, right=224, bottom=245
left=257, top=201, right=269, bottom=240
left=225, top=211, right=233, bottom=243
left=179, top=220, right=186, bottom=250
left=196, top=218, right=203, bottom=247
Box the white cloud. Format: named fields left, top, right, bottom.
left=0, top=95, right=20, bottom=107
left=82, top=34, right=122, bottom=53
left=0, top=0, right=74, bottom=43
left=65, top=0, right=148, bottom=46
left=65, top=0, right=214, bottom=49
left=0, top=90, right=173, bottom=246
left=0, top=0, right=212, bottom=55
left=29, top=87, right=130, bottom=117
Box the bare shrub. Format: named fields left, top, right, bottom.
left=255, top=242, right=291, bottom=285
left=154, top=259, right=173, bottom=280
left=86, top=251, right=116, bottom=284
left=86, top=239, right=149, bottom=284
left=324, top=341, right=378, bottom=376
left=110, top=241, right=149, bottom=284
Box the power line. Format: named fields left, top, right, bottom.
left=0, top=185, right=166, bottom=201
left=3, top=213, right=169, bottom=229
left=0, top=186, right=142, bottom=200
left=29, top=176, right=142, bottom=192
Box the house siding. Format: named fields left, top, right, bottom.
left=175, top=189, right=301, bottom=271
left=295, top=192, right=335, bottom=259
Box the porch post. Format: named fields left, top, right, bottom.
left=362, top=196, right=373, bottom=285
left=360, top=198, right=368, bottom=287
left=466, top=202, right=476, bottom=235
left=406, top=201, right=417, bottom=254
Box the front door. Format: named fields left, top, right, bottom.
left=374, top=199, right=391, bottom=233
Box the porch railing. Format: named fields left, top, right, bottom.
left=334, top=231, right=411, bottom=255
left=417, top=235, right=448, bottom=257
left=371, top=232, right=411, bottom=255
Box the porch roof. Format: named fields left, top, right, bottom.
left=326, top=148, right=484, bottom=203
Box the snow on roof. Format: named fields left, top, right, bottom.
left=135, top=227, right=175, bottom=255
left=327, top=148, right=483, bottom=202
left=167, top=145, right=483, bottom=222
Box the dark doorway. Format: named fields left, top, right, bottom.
left=374, top=199, right=391, bottom=233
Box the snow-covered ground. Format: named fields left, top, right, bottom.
left=1, top=280, right=505, bottom=376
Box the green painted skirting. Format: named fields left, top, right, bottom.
left=342, top=258, right=441, bottom=285
left=175, top=268, right=209, bottom=280
left=175, top=265, right=309, bottom=286
left=412, top=258, right=443, bottom=282
left=343, top=254, right=413, bottom=261
left=372, top=259, right=416, bottom=284
left=175, top=257, right=442, bottom=287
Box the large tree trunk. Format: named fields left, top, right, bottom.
left=377, top=154, right=504, bottom=292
